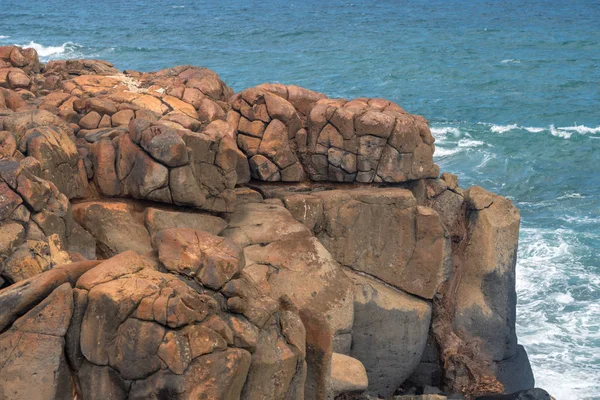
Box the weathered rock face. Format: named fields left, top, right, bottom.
left=1, top=110, right=89, bottom=199
left=347, top=270, right=432, bottom=398
left=72, top=201, right=153, bottom=258
left=229, top=87, right=439, bottom=185
left=71, top=247, right=306, bottom=399
left=229, top=87, right=307, bottom=182
left=0, top=283, right=73, bottom=400
left=305, top=98, right=439, bottom=183
left=0, top=46, right=40, bottom=95
left=84, top=119, right=239, bottom=212
left=222, top=200, right=356, bottom=398
left=258, top=185, right=449, bottom=300
left=454, top=186, right=520, bottom=362
left=43, top=59, right=120, bottom=80
left=422, top=179, right=534, bottom=396
left=0, top=158, right=76, bottom=285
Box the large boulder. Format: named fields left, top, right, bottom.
left=454, top=187, right=520, bottom=363
left=86, top=119, right=239, bottom=212
left=0, top=283, right=73, bottom=400
left=347, top=270, right=432, bottom=397
left=0, top=45, right=40, bottom=75
left=305, top=98, right=439, bottom=183
left=223, top=200, right=356, bottom=398
left=1, top=110, right=89, bottom=199
left=71, top=249, right=306, bottom=399
left=72, top=201, right=153, bottom=258
left=265, top=186, right=449, bottom=299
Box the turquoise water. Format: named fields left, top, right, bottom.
left=2, top=1, right=599, bottom=397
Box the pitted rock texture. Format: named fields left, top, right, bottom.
left=84, top=118, right=239, bottom=212
left=0, top=158, right=75, bottom=285
left=305, top=98, right=439, bottom=183
left=229, top=87, right=307, bottom=182
left=1, top=110, right=90, bottom=199
left=229, top=86, right=439, bottom=184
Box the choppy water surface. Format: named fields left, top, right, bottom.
left=2, top=0, right=599, bottom=397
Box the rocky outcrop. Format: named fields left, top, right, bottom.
left=229, top=86, right=439, bottom=184
left=254, top=184, right=449, bottom=299
left=1, top=110, right=89, bottom=199
left=304, top=98, right=439, bottom=183
left=84, top=118, right=240, bottom=212
left=0, top=45, right=543, bottom=400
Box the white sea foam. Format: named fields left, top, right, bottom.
left=430, top=126, right=460, bottom=136
left=501, top=59, right=521, bottom=64
left=171, top=5, right=185, bottom=8
left=554, top=292, right=575, bottom=304
left=19, top=41, right=81, bottom=58
left=434, top=147, right=461, bottom=158
left=0, top=35, right=9, bottom=39
left=523, top=126, right=545, bottom=133
left=549, top=125, right=573, bottom=139
left=557, top=192, right=584, bottom=199
left=556, top=125, right=600, bottom=134
left=490, top=124, right=519, bottom=133
left=516, top=227, right=600, bottom=399
left=457, top=138, right=484, bottom=148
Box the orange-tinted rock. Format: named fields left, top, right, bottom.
left=111, top=109, right=135, bottom=126
left=72, top=202, right=153, bottom=258
left=153, top=228, right=243, bottom=290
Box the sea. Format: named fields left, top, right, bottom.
left=1, top=0, right=599, bottom=398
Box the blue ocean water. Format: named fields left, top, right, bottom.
left=1, top=0, right=599, bottom=397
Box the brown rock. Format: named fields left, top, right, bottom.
left=2, top=235, right=71, bottom=283
left=454, top=187, right=521, bottom=362
left=79, top=110, right=102, bottom=129
left=0, top=260, right=100, bottom=332
left=144, top=207, right=226, bottom=236
left=312, top=188, right=447, bottom=299
left=0, top=283, right=73, bottom=400
left=128, top=349, right=251, bottom=400
left=330, top=353, right=368, bottom=396
left=72, top=201, right=153, bottom=258
left=153, top=228, right=243, bottom=290
left=111, top=109, right=135, bottom=126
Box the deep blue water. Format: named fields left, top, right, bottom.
left=1, top=1, right=599, bottom=398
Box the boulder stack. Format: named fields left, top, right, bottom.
left=0, top=44, right=541, bottom=400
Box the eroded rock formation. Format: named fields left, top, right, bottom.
left=0, top=44, right=544, bottom=400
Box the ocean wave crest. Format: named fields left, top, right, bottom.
left=434, top=147, right=461, bottom=158
left=430, top=126, right=460, bottom=136
left=490, top=124, right=519, bottom=133
left=19, top=41, right=82, bottom=59
left=0, top=35, right=9, bottom=39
